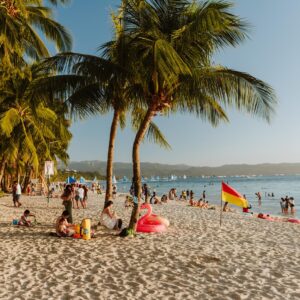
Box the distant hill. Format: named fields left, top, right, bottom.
left=58, top=161, right=300, bottom=178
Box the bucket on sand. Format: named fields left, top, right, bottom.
left=12, top=219, right=18, bottom=225
left=81, top=219, right=91, bottom=240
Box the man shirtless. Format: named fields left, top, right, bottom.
left=56, top=211, right=75, bottom=237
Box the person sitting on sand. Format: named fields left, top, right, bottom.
left=242, top=204, right=252, bottom=213
left=150, top=192, right=161, bottom=204
left=18, top=210, right=35, bottom=226
left=56, top=210, right=75, bottom=237
left=189, top=197, right=196, bottom=206
left=197, top=198, right=204, bottom=207
left=161, top=194, right=168, bottom=203
left=100, top=201, right=122, bottom=230
left=168, top=189, right=174, bottom=200
left=203, top=200, right=209, bottom=209
left=223, top=202, right=229, bottom=212
left=125, top=195, right=134, bottom=208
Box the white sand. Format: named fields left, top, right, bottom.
left=0, top=192, right=299, bottom=300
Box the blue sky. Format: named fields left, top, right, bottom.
left=53, top=0, right=300, bottom=167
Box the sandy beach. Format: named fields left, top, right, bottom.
left=0, top=192, right=299, bottom=300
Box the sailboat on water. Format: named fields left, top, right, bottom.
left=112, top=175, right=117, bottom=184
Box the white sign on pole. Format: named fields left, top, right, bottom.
left=44, top=161, right=54, bottom=176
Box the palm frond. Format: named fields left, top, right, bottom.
left=146, top=121, right=171, bottom=150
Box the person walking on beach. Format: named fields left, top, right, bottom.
left=12, top=181, right=22, bottom=207
left=61, top=185, right=73, bottom=223
left=202, top=190, right=206, bottom=201
left=71, top=184, right=76, bottom=208
left=190, top=190, right=194, bottom=201
left=112, top=184, right=117, bottom=199
left=143, top=184, right=150, bottom=203
left=77, top=184, right=85, bottom=209
left=83, top=185, right=88, bottom=208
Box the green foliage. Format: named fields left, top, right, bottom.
left=0, top=0, right=72, bottom=68
left=0, top=0, right=72, bottom=185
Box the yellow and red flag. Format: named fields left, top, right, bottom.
left=221, top=182, right=248, bottom=208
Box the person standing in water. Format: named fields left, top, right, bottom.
left=255, top=192, right=262, bottom=207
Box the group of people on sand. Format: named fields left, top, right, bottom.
left=280, top=196, right=296, bottom=214
left=12, top=180, right=125, bottom=238
left=61, top=184, right=88, bottom=209
left=56, top=192, right=123, bottom=237
left=189, top=198, right=210, bottom=209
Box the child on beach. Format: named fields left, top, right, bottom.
left=18, top=210, right=35, bottom=226
left=125, top=195, right=134, bottom=208
left=56, top=210, right=75, bottom=237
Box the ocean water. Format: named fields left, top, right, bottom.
left=110, top=175, right=300, bottom=218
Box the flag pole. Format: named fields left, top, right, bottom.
left=220, top=182, right=223, bottom=227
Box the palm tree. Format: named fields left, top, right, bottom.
left=32, top=5, right=170, bottom=204
left=33, top=47, right=169, bottom=204
left=0, top=64, right=72, bottom=189
left=120, top=0, right=276, bottom=234
left=0, top=0, right=72, bottom=69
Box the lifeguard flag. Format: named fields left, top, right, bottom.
left=221, top=182, right=248, bottom=208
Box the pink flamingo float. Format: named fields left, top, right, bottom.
left=137, top=203, right=170, bottom=233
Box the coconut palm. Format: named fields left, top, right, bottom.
left=0, top=0, right=72, bottom=69
left=32, top=5, right=172, bottom=204
left=0, top=64, right=72, bottom=189
left=32, top=46, right=171, bottom=203
left=119, top=0, right=276, bottom=234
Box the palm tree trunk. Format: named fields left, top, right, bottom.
left=105, top=109, right=120, bottom=204
left=22, top=164, right=32, bottom=193
left=0, top=157, right=6, bottom=191
left=128, top=107, right=155, bottom=232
